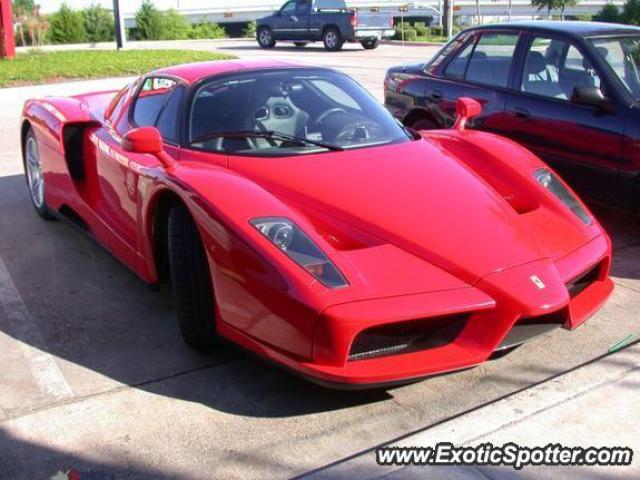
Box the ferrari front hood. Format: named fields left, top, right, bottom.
left=231, top=139, right=560, bottom=285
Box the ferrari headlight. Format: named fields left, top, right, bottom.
left=251, top=217, right=348, bottom=288
left=533, top=168, right=591, bottom=226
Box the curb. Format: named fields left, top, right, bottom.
left=300, top=342, right=640, bottom=479
left=381, top=40, right=445, bottom=47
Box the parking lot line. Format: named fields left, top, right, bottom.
left=0, top=256, right=73, bottom=402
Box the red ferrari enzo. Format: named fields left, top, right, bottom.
left=21, top=59, right=613, bottom=388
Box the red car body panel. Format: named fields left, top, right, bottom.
left=21, top=60, right=614, bottom=387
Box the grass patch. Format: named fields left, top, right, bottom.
left=0, top=49, right=236, bottom=87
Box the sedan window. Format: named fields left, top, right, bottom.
left=443, top=40, right=475, bottom=80
left=590, top=36, right=640, bottom=99
left=521, top=37, right=602, bottom=101
left=465, top=33, right=518, bottom=88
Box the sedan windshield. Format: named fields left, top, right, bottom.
left=188, top=68, right=412, bottom=155
left=590, top=35, right=640, bottom=99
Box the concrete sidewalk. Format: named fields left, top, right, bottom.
left=302, top=342, right=639, bottom=479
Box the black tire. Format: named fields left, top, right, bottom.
left=23, top=127, right=54, bottom=220
left=411, top=116, right=439, bottom=131
left=168, top=204, right=217, bottom=351
left=323, top=27, right=343, bottom=51
left=294, top=41, right=309, bottom=48
left=257, top=27, right=276, bottom=48
left=361, top=39, right=379, bottom=50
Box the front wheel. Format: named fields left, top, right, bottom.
left=23, top=127, right=53, bottom=219
left=168, top=204, right=217, bottom=352
left=257, top=27, right=276, bottom=48
left=361, top=38, right=379, bottom=50
left=323, top=27, right=343, bottom=51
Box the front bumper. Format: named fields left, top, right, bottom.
left=220, top=235, right=612, bottom=388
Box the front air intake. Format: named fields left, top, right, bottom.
left=566, top=262, right=601, bottom=298
left=348, top=314, right=469, bottom=361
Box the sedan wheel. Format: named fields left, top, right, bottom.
left=24, top=129, right=53, bottom=219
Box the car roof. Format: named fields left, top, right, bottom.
left=152, top=59, right=312, bottom=84
left=467, top=20, right=640, bottom=39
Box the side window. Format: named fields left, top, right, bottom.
left=521, top=37, right=602, bottom=101
left=465, top=33, right=519, bottom=87
left=156, top=86, right=185, bottom=144
left=280, top=1, right=296, bottom=15
left=296, top=0, right=310, bottom=13
left=132, top=77, right=179, bottom=135
left=444, top=39, right=476, bottom=79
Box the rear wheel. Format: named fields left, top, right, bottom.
left=323, top=27, right=343, bottom=51
left=294, top=41, right=309, bottom=48
left=257, top=27, right=276, bottom=48
left=23, top=127, right=53, bottom=219
left=361, top=38, right=379, bottom=50
left=168, top=204, right=217, bottom=351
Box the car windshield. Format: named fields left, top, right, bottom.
left=188, top=68, right=412, bottom=155
left=590, top=35, right=640, bottom=99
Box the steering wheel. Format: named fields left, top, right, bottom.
left=335, top=120, right=379, bottom=143
left=316, top=107, right=348, bottom=125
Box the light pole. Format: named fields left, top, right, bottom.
left=113, top=0, right=126, bottom=50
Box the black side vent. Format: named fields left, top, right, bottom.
left=348, top=314, right=468, bottom=362
left=62, top=123, right=88, bottom=181
left=566, top=263, right=601, bottom=299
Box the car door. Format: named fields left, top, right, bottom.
left=292, top=0, right=312, bottom=39
left=424, top=30, right=523, bottom=133
left=93, top=76, right=184, bottom=258
left=271, top=0, right=297, bottom=39
left=501, top=33, right=627, bottom=204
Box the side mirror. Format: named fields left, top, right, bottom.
left=122, top=126, right=163, bottom=154
left=453, top=97, right=482, bottom=131
left=122, top=127, right=175, bottom=170
left=571, top=86, right=614, bottom=113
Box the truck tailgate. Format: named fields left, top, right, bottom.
left=355, top=11, right=393, bottom=29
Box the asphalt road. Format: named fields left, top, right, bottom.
left=0, top=40, right=639, bottom=479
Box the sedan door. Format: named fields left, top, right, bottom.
left=501, top=34, right=627, bottom=204
left=421, top=30, right=523, bottom=133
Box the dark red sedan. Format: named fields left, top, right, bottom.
left=385, top=21, right=640, bottom=212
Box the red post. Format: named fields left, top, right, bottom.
left=0, top=0, right=16, bottom=58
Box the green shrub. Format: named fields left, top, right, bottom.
left=135, top=0, right=164, bottom=40
left=82, top=3, right=114, bottom=43
left=413, top=21, right=426, bottom=28
left=161, top=9, right=190, bottom=40
left=403, top=28, right=418, bottom=41
left=415, top=25, right=428, bottom=36
left=430, top=25, right=444, bottom=37
left=188, top=19, right=227, bottom=39
left=48, top=3, right=86, bottom=44
left=622, top=0, right=640, bottom=24
left=594, top=3, right=620, bottom=22
left=243, top=20, right=257, bottom=38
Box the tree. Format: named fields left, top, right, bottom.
left=531, top=0, right=577, bottom=20
left=82, top=3, right=114, bottom=43
left=135, top=0, right=164, bottom=40
left=594, top=3, right=620, bottom=22
left=48, top=3, right=85, bottom=44
left=160, top=9, right=190, bottom=40
left=622, top=0, right=640, bottom=24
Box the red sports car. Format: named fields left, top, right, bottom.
left=21, top=59, right=613, bottom=388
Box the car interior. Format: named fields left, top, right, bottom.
left=188, top=70, right=407, bottom=154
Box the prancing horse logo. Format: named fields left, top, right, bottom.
left=530, top=275, right=546, bottom=290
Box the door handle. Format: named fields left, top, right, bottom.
left=428, top=90, right=443, bottom=101
left=512, top=107, right=531, bottom=119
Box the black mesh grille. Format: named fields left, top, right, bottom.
left=348, top=314, right=468, bottom=361
left=566, top=263, right=601, bottom=299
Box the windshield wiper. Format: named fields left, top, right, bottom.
left=191, top=130, right=344, bottom=151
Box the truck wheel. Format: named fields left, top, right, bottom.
left=257, top=27, right=276, bottom=48
left=23, top=127, right=54, bottom=219
left=323, top=27, right=343, bottom=51
left=168, top=204, right=217, bottom=352
left=294, top=41, right=309, bottom=48
left=361, top=39, right=379, bottom=50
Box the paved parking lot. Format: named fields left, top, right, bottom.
left=0, top=40, right=639, bottom=479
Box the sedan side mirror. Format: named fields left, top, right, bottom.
left=571, top=86, right=615, bottom=113
left=122, top=127, right=175, bottom=170
left=453, top=97, right=482, bottom=131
